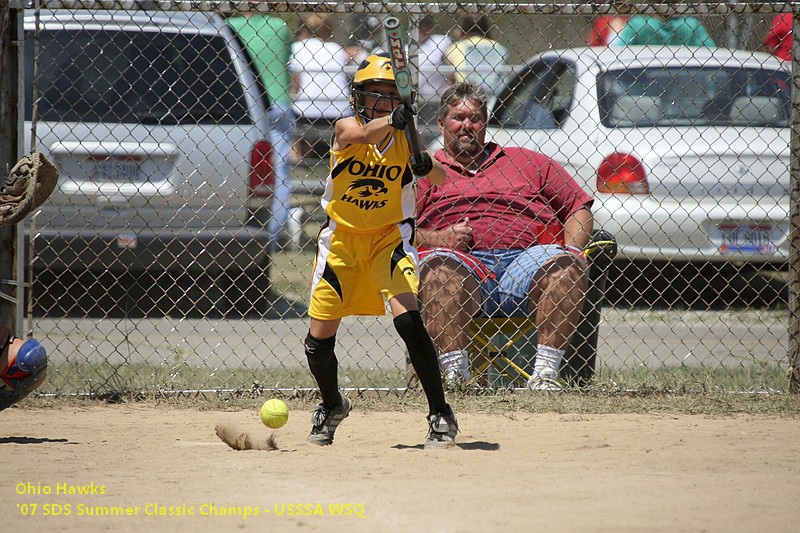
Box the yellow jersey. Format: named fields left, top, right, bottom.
left=322, top=130, right=415, bottom=232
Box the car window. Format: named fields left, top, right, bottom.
left=491, top=61, right=558, bottom=129
left=539, top=62, right=575, bottom=125
left=25, top=29, right=251, bottom=125
left=598, top=66, right=790, bottom=128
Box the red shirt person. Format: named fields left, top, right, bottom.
left=415, top=81, right=593, bottom=391
left=418, top=144, right=591, bottom=250
left=588, top=15, right=630, bottom=47
left=763, top=14, right=792, bottom=61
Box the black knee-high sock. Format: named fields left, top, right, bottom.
left=304, top=332, right=341, bottom=409
left=394, top=311, right=448, bottom=415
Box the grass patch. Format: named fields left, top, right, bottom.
left=21, top=387, right=800, bottom=417
left=29, top=361, right=797, bottom=417
left=40, top=361, right=409, bottom=396
left=269, top=249, right=315, bottom=304
left=594, top=364, right=789, bottom=393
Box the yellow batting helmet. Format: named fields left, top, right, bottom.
left=353, top=53, right=396, bottom=85
left=351, top=53, right=403, bottom=122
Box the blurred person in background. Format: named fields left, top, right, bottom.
left=763, top=13, right=791, bottom=61
left=444, top=14, right=509, bottom=98
left=417, top=15, right=452, bottom=108
left=588, top=15, right=630, bottom=46
left=290, top=14, right=351, bottom=161
left=345, top=15, right=383, bottom=67
left=592, top=14, right=715, bottom=47
left=228, top=13, right=296, bottom=249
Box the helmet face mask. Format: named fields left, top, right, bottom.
left=352, top=84, right=402, bottom=122
left=350, top=53, right=412, bottom=122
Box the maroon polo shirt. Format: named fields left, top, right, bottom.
left=417, top=143, right=593, bottom=250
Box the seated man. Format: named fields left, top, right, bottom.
left=416, top=82, right=594, bottom=391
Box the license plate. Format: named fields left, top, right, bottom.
left=716, top=223, right=774, bottom=254
left=88, top=156, right=142, bottom=182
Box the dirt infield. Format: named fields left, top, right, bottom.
left=2, top=403, right=799, bottom=532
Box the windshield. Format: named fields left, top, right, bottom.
left=25, top=29, right=250, bottom=125
left=598, top=66, right=790, bottom=128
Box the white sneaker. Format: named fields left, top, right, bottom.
left=441, top=350, right=470, bottom=385
left=527, top=368, right=564, bottom=392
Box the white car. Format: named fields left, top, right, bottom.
left=488, top=46, right=790, bottom=266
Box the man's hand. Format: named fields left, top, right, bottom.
left=410, top=152, right=433, bottom=176
left=443, top=217, right=473, bottom=250
left=388, top=103, right=414, bottom=130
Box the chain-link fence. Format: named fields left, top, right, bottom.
left=5, top=1, right=797, bottom=395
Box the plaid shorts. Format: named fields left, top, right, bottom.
left=419, top=245, right=570, bottom=317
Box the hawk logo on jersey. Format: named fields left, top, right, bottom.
left=349, top=178, right=389, bottom=198
left=341, top=177, right=389, bottom=210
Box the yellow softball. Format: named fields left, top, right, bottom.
left=260, top=399, right=289, bottom=429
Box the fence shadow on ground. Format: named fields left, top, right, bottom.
left=605, top=260, right=788, bottom=310
left=30, top=261, right=786, bottom=318
left=31, top=269, right=308, bottom=320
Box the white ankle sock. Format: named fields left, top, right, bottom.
left=439, top=349, right=470, bottom=382
left=534, top=344, right=565, bottom=375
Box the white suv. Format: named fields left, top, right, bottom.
left=24, top=9, right=275, bottom=316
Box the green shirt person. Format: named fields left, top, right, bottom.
left=228, top=14, right=296, bottom=249
left=618, top=15, right=716, bottom=47
left=228, top=14, right=292, bottom=105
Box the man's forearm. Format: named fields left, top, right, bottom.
left=417, top=227, right=444, bottom=248
left=563, top=207, right=593, bottom=249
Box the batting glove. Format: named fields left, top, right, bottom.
left=410, top=152, right=433, bottom=176
left=388, top=104, right=415, bottom=130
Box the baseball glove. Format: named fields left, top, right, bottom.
left=0, top=152, right=59, bottom=227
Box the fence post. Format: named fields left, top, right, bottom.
left=0, top=1, right=23, bottom=331
left=790, top=8, right=800, bottom=393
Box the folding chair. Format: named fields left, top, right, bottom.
left=469, top=317, right=536, bottom=386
